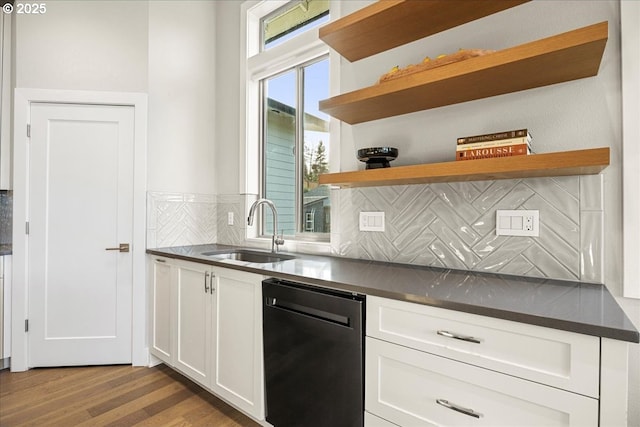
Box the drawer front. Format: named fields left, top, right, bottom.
left=367, top=296, right=599, bottom=397
left=366, top=337, right=598, bottom=427
left=365, top=411, right=399, bottom=427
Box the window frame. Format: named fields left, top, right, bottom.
left=241, top=0, right=340, bottom=248
left=259, top=54, right=330, bottom=240
left=621, top=0, right=640, bottom=298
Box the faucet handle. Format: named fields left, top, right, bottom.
left=275, top=230, right=285, bottom=246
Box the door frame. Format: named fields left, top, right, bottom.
left=11, top=88, right=148, bottom=371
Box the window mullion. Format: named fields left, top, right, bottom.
left=295, top=64, right=305, bottom=236
left=259, top=78, right=267, bottom=238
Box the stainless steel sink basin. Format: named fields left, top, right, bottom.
left=201, top=250, right=295, bottom=264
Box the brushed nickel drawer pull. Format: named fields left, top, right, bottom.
left=205, top=272, right=210, bottom=294
left=436, top=399, right=483, bottom=419
left=437, top=330, right=481, bottom=344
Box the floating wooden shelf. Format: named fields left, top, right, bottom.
left=319, top=22, right=608, bottom=125
left=319, top=148, right=610, bottom=188
left=319, top=0, right=530, bottom=62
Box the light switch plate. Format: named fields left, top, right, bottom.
left=227, top=212, right=234, bottom=226
left=496, top=209, right=539, bottom=237
left=359, top=212, right=385, bottom=232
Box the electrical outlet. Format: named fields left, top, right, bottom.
left=524, top=215, right=534, bottom=231
left=496, top=210, right=539, bottom=237
left=228, top=212, right=234, bottom=226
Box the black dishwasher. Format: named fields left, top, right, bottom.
left=262, top=278, right=365, bottom=427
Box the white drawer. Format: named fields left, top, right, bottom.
left=365, top=411, right=400, bottom=427
left=366, top=296, right=599, bottom=397
left=366, top=337, right=598, bottom=427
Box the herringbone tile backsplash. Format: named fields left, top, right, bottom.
left=147, top=174, right=603, bottom=283
left=331, top=175, right=603, bottom=283
left=147, top=192, right=217, bottom=248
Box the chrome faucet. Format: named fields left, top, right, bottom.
left=247, top=198, right=285, bottom=253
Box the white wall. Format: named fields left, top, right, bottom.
left=147, top=1, right=217, bottom=194
left=215, top=0, right=242, bottom=196
left=336, top=1, right=621, bottom=172
left=14, top=0, right=217, bottom=194
left=216, top=0, right=639, bottom=423
left=14, top=1, right=149, bottom=92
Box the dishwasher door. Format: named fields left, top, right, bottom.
left=262, top=278, right=365, bottom=427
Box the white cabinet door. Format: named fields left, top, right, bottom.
left=150, top=258, right=174, bottom=364
left=366, top=337, right=598, bottom=427
left=146, top=257, right=266, bottom=420
left=211, top=267, right=264, bottom=420
left=174, top=260, right=213, bottom=387
left=0, top=256, right=3, bottom=360
left=1, top=255, right=9, bottom=360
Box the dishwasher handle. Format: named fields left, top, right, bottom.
left=266, top=296, right=351, bottom=327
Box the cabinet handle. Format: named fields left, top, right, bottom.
left=210, top=274, right=215, bottom=293
left=155, top=258, right=166, bottom=263
left=437, top=330, right=481, bottom=344
left=204, top=272, right=210, bottom=293
left=436, top=399, right=482, bottom=419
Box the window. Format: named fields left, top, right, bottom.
left=262, top=57, right=330, bottom=236
left=262, top=0, right=329, bottom=51
left=244, top=0, right=332, bottom=242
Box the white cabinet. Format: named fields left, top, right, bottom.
left=365, top=412, right=399, bottom=427
left=365, top=296, right=601, bottom=427
left=174, top=261, right=213, bottom=387
left=148, top=256, right=265, bottom=420
left=0, top=256, right=4, bottom=360
left=211, top=267, right=264, bottom=419
left=1, top=255, right=10, bottom=362
left=150, top=258, right=173, bottom=364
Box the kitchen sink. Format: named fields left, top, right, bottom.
left=201, top=250, right=295, bottom=264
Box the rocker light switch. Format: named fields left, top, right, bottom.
left=359, top=212, right=385, bottom=232
left=496, top=210, right=539, bottom=237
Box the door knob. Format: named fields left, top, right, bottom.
left=105, top=243, right=130, bottom=252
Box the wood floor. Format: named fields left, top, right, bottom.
left=0, top=364, right=262, bottom=427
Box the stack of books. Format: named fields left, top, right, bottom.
left=456, top=128, right=532, bottom=161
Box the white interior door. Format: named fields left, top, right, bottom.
left=28, top=102, right=134, bottom=367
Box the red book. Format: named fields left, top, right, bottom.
left=456, top=144, right=531, bottom=161
left=455, top=136, right=531, bottom=151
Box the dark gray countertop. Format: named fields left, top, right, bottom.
left=147, top=244, right=639, bottom=343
